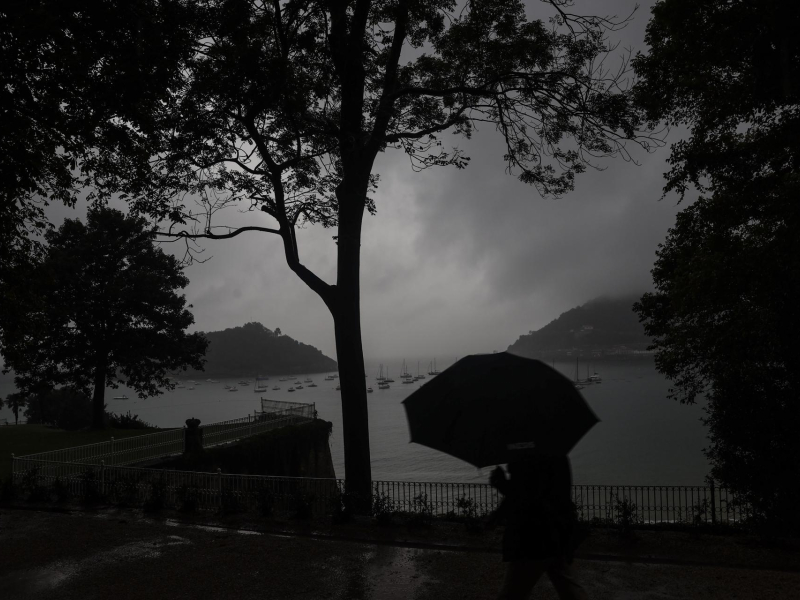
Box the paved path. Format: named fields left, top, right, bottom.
left=2, top=509, right=798, bottom=600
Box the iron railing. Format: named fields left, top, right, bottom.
left=13, top=402, right=316, bottom=468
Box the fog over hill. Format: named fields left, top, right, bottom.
left=507, top=296, right=652, bottom=358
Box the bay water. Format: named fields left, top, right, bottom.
left=0, top=357, right=711, bottom=486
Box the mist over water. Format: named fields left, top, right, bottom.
left=0, top=357, right=711, bottom=485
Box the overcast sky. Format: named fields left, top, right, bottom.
left=43, top=0, right=687, bottom=363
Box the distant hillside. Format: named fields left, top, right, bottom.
left=507, top=296, right=651, bottom=358
left=184, top=322, right=337, bottom=377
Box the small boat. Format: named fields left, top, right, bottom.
left=113, top=395, right=128, bottom=400
left=253, top=386, right=267, bottom=393
left=177, top=385, right=186, bottom=389
left=272, top=386, right=281, bottom=390
left=287, top=387, right=295, bottom=392
left=308, top=383, right=317, bottom=388
left=229, top=386, right=238, bottom=392
left=296, top=385, right=304, bottom=389
left=304, top=379, right=312, bottom=383
left=378, top=383, right=390, bottom=389
left=367, top=387, right=373, bottom=393
left=238, top=380, right=250, bottom=386
left=224, top=384, right=230, bottom=389
left=335, top=385, right=341, bottom=390
left=187, top=386, right=195, bottom=391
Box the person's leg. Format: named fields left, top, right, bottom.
left=546, top=559, right=589, bottom=600
left=497, top=559, right=547, bottom=600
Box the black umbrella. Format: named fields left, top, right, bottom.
left=402, top=352, right=599, bottom=467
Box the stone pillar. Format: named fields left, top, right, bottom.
left=184, top=418, right=203, bottom=456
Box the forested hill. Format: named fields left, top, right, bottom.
left=185, top=322, right=337, bottom=377
left=507, top=296, right=651, bottom=358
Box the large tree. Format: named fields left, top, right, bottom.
left=109, top=0, right=651, bottom=502
left=0, top=0, right=198, bottom=270
left=633, top=0, right=800, bottom=529
left=0, top=207, right=208, bottom=429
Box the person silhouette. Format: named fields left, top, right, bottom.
left=490, top=450, right=588, bottom=600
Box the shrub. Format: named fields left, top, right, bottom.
left=406, top=493, right=433, bottom=529
left=177, top=483, right=200, bottom=513
left=291, top=489, right=314, bottom=520
left=255, top=485, right=275, bottom=518
left=52, top=477, right=71, bottom=503
left=218, top=482, right=243, bottom=516
left=20, top=466, right=49, bottom=502
left=330, top=486, right=359, bottom=524
left=372, top=491, right=396, bottom=526
left=143, top=475, right=167, bottom=512
left=613, top=495, right=642, bottom=539
left=108, top=472, right=143, bottom=508
left=455, top=496, right=484, bottom=533
left=1, top=476, right=16, bottom=502
left=80, top=468, right=106, bottom=505
left=106, top=411, right=154, bottom=429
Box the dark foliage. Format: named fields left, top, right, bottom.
left=1, top=392, right=26, bottom=425
left=255, top=485, right=275, bottom=518
left=633, top=0, right=800, bottom=199
left=372, top=491, right=397, bottom=526
left=80, top=468, right=106, bottom=505
left=23, top=387, right=93, bottom=430
left=290, top=490, right=314, bottom=520
left=0, top=0, right=199, bottom=271
left=143, top=475, right=168, bottom=513
left=406, top=493, right=434, bottom=529
left=634, top=0, right=800, bottom=533
left=106, top=411, right=154, bottom=430
left=1, top=207, right=208, bottom=429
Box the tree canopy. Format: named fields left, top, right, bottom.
left=633, top=0, right=800, bottom=531
left=4, top=0, right=654, bottom=500
left=633, top=0, right=800, bottom=199
left=0, top=0, right=198, bottom=267
left=0, top=207, right=208, bottom=428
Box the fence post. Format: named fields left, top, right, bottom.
left=709, top=479, right=716, bottom=525
left=110, top=437, right=115, bottom=466
left=217, top=468, right=222, bottom=510
left=101, top=460, right=105, bottom=497
left=10, top=453, right=14, bottom=483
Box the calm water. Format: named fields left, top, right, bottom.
left=0, top=357, right=711, bottom=485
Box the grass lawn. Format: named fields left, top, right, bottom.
left=0, top=425, right=166, bottom=481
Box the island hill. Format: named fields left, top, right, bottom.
left=507, top=295, right=653, bottom=359
left=183, top=322, right=337, bottom=378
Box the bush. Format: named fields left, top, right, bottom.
left=143, top=475, right=167, bottom=512
left=108, top=472, right=143, bottom=508
left=613, top=495, right=642, bottom=539
left=218, top=482, right=243, bottom=516
left=80, top=468, right=106, bottom=505
left=406, top=493, right=433, bottom=529
left=291, top=489, right=314, bottom=520
left=177, top=483, right=200, bottom=513
left=455, top=496, right=484, bottom=533
left=52, top=477, right=71, bottom=503
left=1, top=477, right=16, bottom=502
left=372, top=491, right=396, bottom=526
left=106, top=411, right=154, bottom=429
left=255, top=485, right=275, bottom=518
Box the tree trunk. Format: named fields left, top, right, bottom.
left=334, top=190, right=372, bottom=510
left=91, top=355, right=107, bottom=429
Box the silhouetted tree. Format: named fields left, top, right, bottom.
left=2, top=392, right=26, bottom=425
left=0, top=208, right=208, bottom=429
left=0, top=0, right=198, bottom=270
left=633, top=0, right=800, bottom=531
left=108, top=0, right=653, bottom=503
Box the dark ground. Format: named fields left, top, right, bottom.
left=2, top=508, right=799, bottom=600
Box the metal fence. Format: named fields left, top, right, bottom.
left=10, top=398, right=747, bottom=525
left=13, top=402, right=316, bottom=469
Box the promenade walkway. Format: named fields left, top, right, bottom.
left=2, top=508, right=798, bottom=600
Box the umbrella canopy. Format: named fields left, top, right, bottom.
left=402, top=352, right=599, bottom=467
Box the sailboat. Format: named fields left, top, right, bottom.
left=253, top=375, right=268, bottom=393
left=574, top=357, right=585, bottom=390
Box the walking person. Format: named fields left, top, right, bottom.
left=490, top=450, right=588, bottom=600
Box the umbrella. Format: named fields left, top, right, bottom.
left=402, top=352, right=599, bottom=467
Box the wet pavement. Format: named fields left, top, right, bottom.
left=2, top=509, right=799, bottom=600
